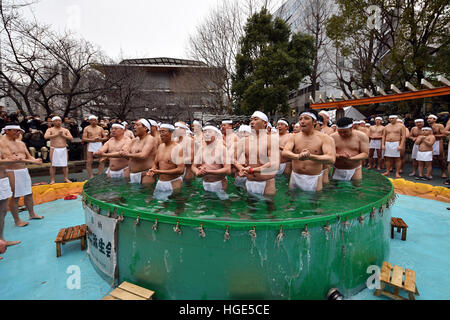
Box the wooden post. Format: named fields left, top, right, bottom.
left=56, top=243, right=61, bottom=257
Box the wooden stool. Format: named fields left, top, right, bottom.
left=391, top=217, right=408, bottom=241
left=102, top=281, right=155, bottom=300
left=55, top=224, right=87, bottom=257
left=374, top=261, right=419, bottom=300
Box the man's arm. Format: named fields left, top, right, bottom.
left=125, top=137, right=155, bottom=160
left=281, top=135, right=298, bottom=160
left=307, top=135, right=336, bottom=165
left=423, top=135, right=436, bottom=147
left=82, top=128, right=95, bottom=143
left=349, top=133, right=369, bottom=161
left=381, top=127, right=386, bottom=149
left=64, top=129, right=73, bottom=142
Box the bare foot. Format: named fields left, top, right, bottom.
left=15, top=220, right=29, bottom=227
left=29, top=214, right=44, bottom=220
left=64, top=179, right=72, bottom=183
left=0, top=256, right=3, bottom=261
left=395, top=174, right=401, bottom=179
left=6, top=240, right=21, bottom=247
left=50, top=181, right=56, bottom=185
left=382, top=172, right=390, bottom=176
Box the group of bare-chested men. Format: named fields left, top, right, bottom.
left=1, top=110, right=449, bottom=260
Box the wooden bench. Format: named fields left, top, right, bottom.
left=391, top=217, right=408, bottom=241
left=374, top=261, right=419, bottom=300
left=55, top=224, right=87, bottom=257
left=102, top=281, right=155, bottom=300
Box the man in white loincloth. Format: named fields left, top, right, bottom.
left=368, top=117, right=384, bottom=170
left=408, top=119, right=424, bottom=177
left=120, top=119, right=157, bottom=185
left=330, top=117, right=369, bottom=181
left=191, top=125, right=230, bottom=195
left=427, top=114, right=447, bottom=179
left=0, top=147, right=32, bottom=258
left=0, top=125, right=44, bottom=227
left=82, top=115, right=108, bottom=178
left=147, top=124, right=184, bottom=200
left=94, top=123, right=131, bottom=180
left=282, top=111, right=335, bottom=192
left=276, top=119, right=292, bottom=177
left=414, top=127, right=435, bottom=180
left=382, top=115, right=406, bottom=178
left=44, top=116, right=73, bottom=184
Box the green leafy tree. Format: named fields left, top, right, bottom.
left=326, top=0, right=449, bottom=114
left=232, top=8, right=314, bottom=116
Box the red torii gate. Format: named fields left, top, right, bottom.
left=310, top=77, right=450, bottom=111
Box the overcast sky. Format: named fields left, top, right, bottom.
left=23, top=0, right=284, bottom=62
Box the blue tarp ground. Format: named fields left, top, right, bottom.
left=0, top=195, right=449, bottom=300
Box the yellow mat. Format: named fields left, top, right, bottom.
left=389, top=178, right=450, bottom=203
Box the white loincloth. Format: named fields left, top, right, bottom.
left=129, top=171, right=147, bottom=184
left=289, top=171, right=322, bottom=192
left=245, top=179, right=268, bottom=195
left=5, top=168, right=32, bottom=198
left=411, top=144, right=419, bottom=160
left=276, top=162, right=287, bottom=175
left=203, top=179, right=225, bottom=193
left=416, top=151, right=433, bottom=162
left=88, top=142, right=102, bottom=153
left=333, top=166, right=361, bottom=181
left=234, top=176, right=247, bottom=188
left=432, top=141, right=440, bottom=156
left=369, top=139, right=382, bottom=150
left=154, top=176, right=183, bottom=200
left=107, top=167, right=127, bottom=179
left=384, top=141, right=400, bottom=158
left=51, top=147, right=68, bottom=167
left=0, top=177, right=13, bottom=201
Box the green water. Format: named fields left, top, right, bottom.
left=83, top=169, right=392, bottom=222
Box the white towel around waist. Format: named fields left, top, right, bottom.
left=384, top=141, right=400, bottom=158
left=203, top=179, right=225, bottom=193
left=0, top=177, right=13, bottom=201
left=88, top=142, right=102, bottom=153
left=369, top=139, right=382, bottom=150
left=432, top=141, right=440, bottom=156
left=51, top=147, right=68, bottom=167
left=333, top=166, right=361, bottom=181
left=416, top=151, right=433, bottom=162
left=5, top=168, right=32, bottom=198
left=289, top=171, right=322, bottom=192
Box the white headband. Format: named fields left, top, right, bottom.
left=422, top=127, right=432, bottom=131
left=397, top=119, right=404, bottom=123
left=175, top=122, right=189, bottom=130
left=138, top=119, right=151, bottom=130
left=238, top=125, right=251, bottom=133
left=365, top=123, right=370, bottom=126
left=122, top=121, right=128, bottom=125
left=221, top=120, right=233, bottom=124
left=203, top=125, right=222, bottom=136
left=277, top=120, right=289, bottom=127
left=148, top=119, right=157, bottom=127
left=414, top=119, right=424, bottom=123
left=251, top=111, right=268, bottom=123
left=338, top=124, right=354, bottom=129
left=88, top=115, right=98, bottom=120
left=428, top=114, right=437, bottom=120
left=359, top=120, right=366, bottom=124
left=389, top=115, right=398, bottom=119
left=160, top=124, right=175, bottom=131
left=1, top=125, right=25, bottom=135
left=193, top=120, right=202, bottom=127
left=353, top=121, right=359, bottom=125
left=52, top=116, right=61, bottom=121
left=111, top=123, right=125, bottom=130
left=300, top=112, right=317, bottom=121
left=318, top=111, right=329, bottom=117
left=375, top=117, right=383, bottom=121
